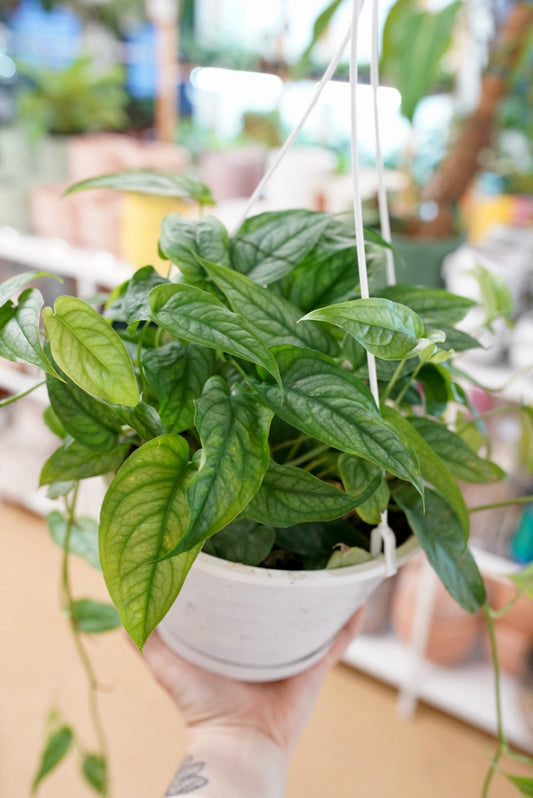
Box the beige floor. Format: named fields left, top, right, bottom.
left=1, top=502, right=531, bottom=798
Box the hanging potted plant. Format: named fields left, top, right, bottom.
left=2, top=170, right=532, bottom=794
left=0, top=170, right=501, bottom=654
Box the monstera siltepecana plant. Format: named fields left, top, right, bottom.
left=2, top=172, right=529, bottom=795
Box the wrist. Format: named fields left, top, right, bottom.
left=167, top=725, right=289, bottom=798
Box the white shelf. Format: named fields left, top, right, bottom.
left=343, top=548, right=530, bottom=751
left=344, top=632, right=532, bottom=753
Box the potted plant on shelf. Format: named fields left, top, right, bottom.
left=2, top=172, right=531, bottom=795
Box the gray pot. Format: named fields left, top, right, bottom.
left=391, top=234, right=464, bottom=288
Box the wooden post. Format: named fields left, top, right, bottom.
left=420, top=2, right=533, bottom=238
left=146, top=0, right=179, bottom=142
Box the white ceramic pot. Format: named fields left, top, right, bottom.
left=158, top=536, right=418, bottom=681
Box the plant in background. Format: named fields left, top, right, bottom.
left=17, top=55, right=129, bottom=137
left=2, top=172, right=533, bottom=795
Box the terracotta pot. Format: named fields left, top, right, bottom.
left=199, top=146, right=267, bottom=202
left=75, top=191, right=122, bottom=255
left=486, top=576, right=533, bottom=637
left=68, top=133, right=136, bottom=182
left=359, top=574, right=398, bottom=635
left=29, top=183, right=80, bottom=244
left=392, top=557, right=482, bottom=666
left=158, top=537, right=419, bottom=682
left=483, top=618, right=533, bottom=677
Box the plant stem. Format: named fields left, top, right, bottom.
left=469, top=495, right=533, bottom=514
left=0, top=379, right=46, bottom=407
left=490, top=571, right=533, bottom=619
left=462, top=405, right=525, bottom=426
left=136, top=323, right=148, bottom=394
left=394, top=361, right=423, bottom=407
left=481, top=604, right=504, bottom=798
left=286, top=444, right=330, bottom=468
left=286, top=434, right=307, bottom=461
left=229, top=358, right=249, bottom=382
left=303, top=456, right=330, bottom=473
left=381, top=358, right=407, bottom=403
left=62, top=485, right=111, bottom=795
left=270, top=435, right=305, bottom=454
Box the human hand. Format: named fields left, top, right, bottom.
left=143, top=609, right=363, bottom=753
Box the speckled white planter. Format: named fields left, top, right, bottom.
left=157, top=536, right=418, bottom=681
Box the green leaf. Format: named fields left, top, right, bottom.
left=245, top=459, right=381, bottom=526
left=43, top=405, right=67, bottom=439
left=43, top=297, right=139, bottom=407
left=0, top=270, right=53, bottom=308
left=302, top=298, right=425, bottom=360
left=356, top=477, right=390, bottom=525
left=114, top=402, right=165, bottom=441
left=99, top=435, right=199, bottom=648
left=65, top=171, right=215, bottom=205
left=281, top=222, right=359, bottom=311
left=143, top=342, right=215, bottom=434
left=81, top=754, right=107, bottom=795
left=381, top=0, right=461, bottom=122
left=417, top=363, right=450, bottom=417
left=294, top=0, right=346, bottom=75
left=377, top=285, right=476, bottom=327
left=202, top=519, right=275, bottom=566
left=46, top=374, right=122, bottom=451
left=106, top=266, right=168, bottom=324
left=230, top=210, right=331, bottom=283
left=438, top=326, right=481, bottom=352
left=71, top=599, right=121, bottom=633
left=0, top=289, right=59, bottom=376
left=159, top=215, right=230, bottom=280
left=327, top=547, right=374, bottom=569
left=519, top=407, right=533, bottom=475
left=40, top=439, right=130, bottom=485
left=198, top=256, right=338, bottom=355
left=408, top=417, right=505, bottom=484
left=383, top=406, right=469, bottom=536
left=471, top=264, right=514, bottom=327
left=149, top=283, right=282, bottom=388
left=275, top=519, right=369, bottom=569
left=47, top=511, right=100, bottom=569
left=163, top=377, right=273, bottom=558
left=249, top=347, right=423, bottom=493
left=504, top=774, right=533, bottom=796
left=338, top=454, right=381, bottom=497
left=392, top=485, right=486, bottom=613
left=46, top=481, right=75, bottom=499
left=32, top=725, right=73, bottom=793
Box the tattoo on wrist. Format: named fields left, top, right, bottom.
left=165, top=755, right=209, bottom=795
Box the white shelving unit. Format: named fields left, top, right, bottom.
left=343, top=547, right=533, bottom=752
left=344, top=632, right=532, bottom=752
left=0, top=228, right=132, bottom=514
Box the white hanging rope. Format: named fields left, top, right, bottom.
left=234, top=0, right=398, bottom=574
left=370, top=0, right=396, bottom=286
left=235, top=26, right=353, bottom=228
left=349, top=0, right=379, bottom=404
left=351, top=0, right=397, bottom=576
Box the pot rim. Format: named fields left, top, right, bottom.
left=194, top=535, right=419, bottom=587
